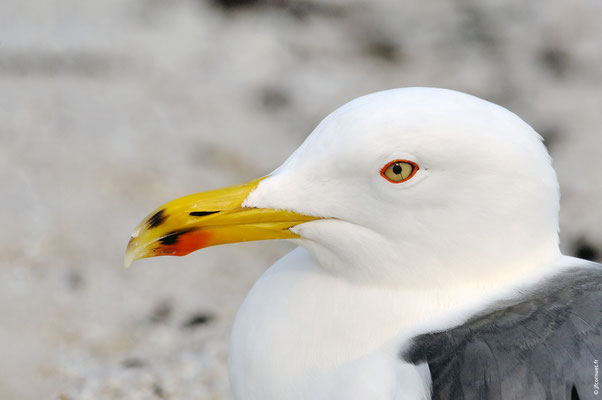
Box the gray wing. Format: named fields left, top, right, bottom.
left=403, top=264, right=602, bottom=400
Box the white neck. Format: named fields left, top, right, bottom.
left=229, top=246, right=566, bottom=400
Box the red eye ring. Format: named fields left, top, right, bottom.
left=380, top=159, right=419, bottom=184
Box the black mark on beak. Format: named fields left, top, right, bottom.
left=147, top=209, right=167, bottom=229
left=159, top=229, right=195, bottom=246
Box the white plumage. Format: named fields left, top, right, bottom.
left=126, top=87, right=600, bottom=399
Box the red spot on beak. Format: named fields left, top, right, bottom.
left=154, top=230, right=212, bottom=257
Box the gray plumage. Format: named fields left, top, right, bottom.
left=404, top=263, right=602, bottom=400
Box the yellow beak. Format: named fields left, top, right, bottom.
left=124, top=177, right=320, bottom=267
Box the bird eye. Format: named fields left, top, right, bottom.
left=380, top=160, right=418, bottom=183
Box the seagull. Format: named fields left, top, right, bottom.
left=125, top=88, right=602, bottom=400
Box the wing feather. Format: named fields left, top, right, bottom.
left=403, top=264, right=602, bottom=400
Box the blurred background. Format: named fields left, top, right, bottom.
left=1, top=0, right=601, bottom=398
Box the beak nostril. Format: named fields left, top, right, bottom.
left=190, top=211, right=220, bottom=217
left=189, top=211, right=219, bottom=217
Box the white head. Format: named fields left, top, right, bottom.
left=244, top=88, right=560, bottom=288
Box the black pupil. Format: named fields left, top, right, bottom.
left=392, top=163, right=402, bottom=175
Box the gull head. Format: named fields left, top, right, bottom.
left=244, top=88, right=560, bottom=285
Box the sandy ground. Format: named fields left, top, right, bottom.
left=1, top=0, right=601, bottom=399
